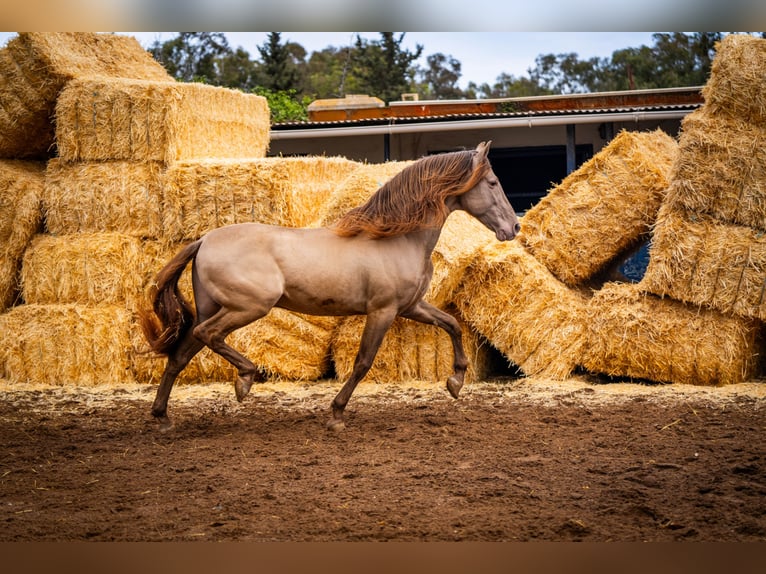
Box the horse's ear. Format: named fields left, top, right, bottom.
left=476, top=141, right=491, bottom=160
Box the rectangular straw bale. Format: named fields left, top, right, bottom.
left=0, top=303, right=136, bottom=385
left=131, top=308, right=340, bottom=385
left=21, top=233, right=149, bottom=309
left=313, top=161, right=413, bottom=227
left=55, top=77, right=270, bottom=163
left=582, top=282, right=762, bottom=386
left=44, top=159, right=165, bottom=237
left=161, top=157, right=358, bottom=241
left=331, top=310, right=489, bottom=385
left=0, top=160, right=45, bottom=310
left=455, top=240, right=589, bottom=379
left=427, top=210, right=497, bottom=308
left=520, top=129, right=678, bottom=286
left=702, top=34, right=766, bottom=125
left=642, top=205, right=766, bottom=321
left=664, top=109, right=766, bottom=231
left=0, top=33, right=171, bottom=159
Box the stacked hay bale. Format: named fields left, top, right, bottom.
left=586, top=34, right=766, bottom=385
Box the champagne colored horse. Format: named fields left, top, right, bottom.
left=140, top=141, right=520, bottom=430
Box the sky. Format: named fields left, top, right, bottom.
left=0, top=31, right=659, bottom=90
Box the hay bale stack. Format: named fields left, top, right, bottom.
left=314, top=161, right=413, bottom=227
left=0, top=304, right=136, bottom=385
left=55, top=77, right=270, bottom=163
left=0, top=32, right=171, bottom=159
left=642, top=206, right=766, bottom=321
left=161, top=156, right=359, bottom=242
left=520, top=129, right=677, bottom=286
left=0, top=161, right=45, bottom=311
left=44, top=159, right=165, bottom=237
left=582, top=283, right=763, bottom=386
left=21, top=233, right=151, bottom=309
left=702, top=34, right=766, bottom=124
left=455, top=240, right=589, bottom=379
left=331, top=310, right=489, bottom=384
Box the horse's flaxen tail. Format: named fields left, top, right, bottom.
left=139, top=240, right=202, bottom=356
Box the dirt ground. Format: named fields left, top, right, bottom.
left=1, top=375, right=765, bottom=542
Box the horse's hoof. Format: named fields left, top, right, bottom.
left=235, top=377, right=252, bottom=402
left=326, top=418, right=346, bottom=432
left=157, top=417, right=174, bottom=433
left=446, top=376, right=463, bottom=399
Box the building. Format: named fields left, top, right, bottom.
left=269, top=86, right=703, bottom=212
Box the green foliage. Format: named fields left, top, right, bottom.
left=251, top=86, right=311, bottom=123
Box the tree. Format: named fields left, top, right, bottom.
left=256, top=32, right=302, bottom=92
left=475, top=73, right=553, bottom=98
left=418, top=53, right=463, bottom=99
left=352, top=33, right=423, bottom=103
left=149, top=32, right=231, bottom=84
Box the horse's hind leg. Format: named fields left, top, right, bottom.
left=400, top=300, right=468, bottom=399
left=152, top=330, right=205, bottom=431
left=329, top=308, right=397, bottom=431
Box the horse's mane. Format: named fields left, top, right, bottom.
left=333, top=149, right=491, bottom=239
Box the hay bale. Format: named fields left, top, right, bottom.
left=520, top=129, right=678, bottom=286
left=21, top=233, right=151, bottom=309
left=454, top=240, right=588, bottom=379
left=313, top=161, right=413, bottom=227
left=664, top=109, right=766, bottom=231
left=0, top=160, right=45, bottom=311
left=161, top=156, right=358, bottom=241
left=703, top=34, right=766, bottom=125
left=642, top=205, right=766, bottom=321
left=331, top=310, right=489, bottom=384
left=0, top=303, right=136, bottom=385
left=582, top=283, right=762, bottom=386
left=0, top=33, right=171, bottom=159
left=132, top=308, right=340, bottom=385
left=55, top=77, right=270, bottom=163
left=44, top=159, right=165, bottom=237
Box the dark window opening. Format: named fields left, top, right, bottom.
left=488, top=145, right=593, bottom=213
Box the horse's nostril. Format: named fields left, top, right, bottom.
left=514, top=222, right=521, bottom=234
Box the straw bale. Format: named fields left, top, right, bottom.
left=331, top=310, right=489, bottom=384
left=427, top=210, right=497, bottom=308
left=582, top=283, right=762, bottom=386
left=454, top=240, right=589, bottom=379
left=0, top=303, right=136, bottom=385
left=0, top=33, right=171, bottom=159
left=0, top=160, right=45, bottom=310
left=132, top=308, right=340, bottom=385
left=642, top=205, right=766, bottom=321
left=703, top=34, right=766, bottom=125
left=21, top=233, right=151, bottom=309
left=55, top=77, right=270, bottom=163
left=313, top=161, right=413, bottom=227
left=161, top=156, right=358, bottom=241
left=520, top=129, right=678, bottom=286
left=43, top=159, right=165, bottom=237
left=664, top=109, right=766, bottom=231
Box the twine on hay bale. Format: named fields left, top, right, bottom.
left=0, top=160, right=45, bottom=311
left=455, top=240, right=589, bottom=379
left=55, top=77, right=270, bottom=163
left=642, top=205, right=766, bottom=321
left=582, top=282, right=763, bottom=386
left=0, top=304, right=136, bottom=385
left=520, top=129, right=678, bottom=286
left=0, top=32, right=171, bottom=159
left=161, top=156, right=359, bottom=242
left=44, top=159, right=165, bottom=238
left=703, top=34, right=766, bottom=125
left=313, top=161, right=413, bottom=227
left=331, top=309, right=489, bottom=385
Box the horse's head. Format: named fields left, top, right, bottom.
left=452, top=141, right=520, bottom=241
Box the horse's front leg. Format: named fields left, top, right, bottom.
left=400, top=300, right=468, bottom=399
left=329, top=308, right=397, bottom=431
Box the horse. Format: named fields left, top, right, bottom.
left=140, top=141, right=520, bottom=431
